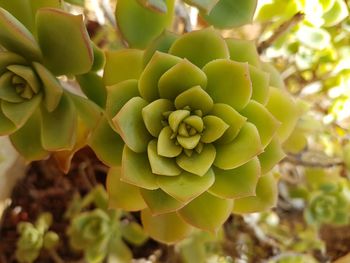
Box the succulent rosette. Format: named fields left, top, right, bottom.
left=0, top=7, right=101, bottom=163
left=305, top=183, right=350, bottom=226
left=90, top=28, right=299, bottom=243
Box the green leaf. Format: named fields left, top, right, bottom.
left=157, top=126, right=183, bottom=157
left=178, top=192, right=233, bottom=232
left=137, top=0, right=168, bottom=13
left=142, top=99, right=174, bottom=137
left=158, top=59, right=207, bottom=100
left=141, top=209, right=192, bottom=244
left=203, top=59, right=252, bottom=111
left=258, top=137, right=285, bottom=174
left=107, top=167, right=147, bottom=211
left=201, top=115, right=229, bottom=143
left=148, top=140, right=182, bottom=176
left=32, top=62, right=63, bottom=112
left=265, top=87, right=298, bottom=142
left=140, top=188, right=185, bottom=214
left=1, top=94, right=42, bottom=128
left=0, top=7, right=42, bottom=61
left=103, top=49, right=144, bottom=86
left=323, top=0, right=349, bottom=27
left=0, top=51, right=27, bottom=74
left=106, top=79, right=139, bottom=121
left=36, top=8, right=93, bottom=75
left=261, top=63, right=285, bottom=89
left=296, top=25, right=330, bottom=50
left=139, top=51, right=181, bottom=101
left=76, top=72, right=106, bottom=108
left=158, top=169, right=215, bottom=203
left=232, top=173, right=279, bottom=214
left=214, top=122, right=262, bottom=170
left=0, top=107, right=16, bottom=135
left=240, top=100, right=280, bottom=147
left=175, top=86, right=213, bottom=114
left=10, top=110, right=48, bottom=161
left=184, top=0, right=220, bottom=13
left=113, top=97, right=152, bottom=153
left=40, top=93, right=77, bottom=151
left=201, top=0, right=257, bottom=29
left=248, top=65, right=270, bottom=105
left=209, top=157, right=260, bottom=199
left=88, top=116, right=124, bottom=167
left=176, top=144, right=216, bottom=176
left=210, top=103, right=246, bottom=144
left=225, top=38, right=260, bottom=67
left=116, top=0, right=175, bottom=48
left=0, top=0, right=33, bottom=32
left=120, top=221, right=148, bottom=246
left=169, top=27, right=229, bottom=68
left=122, top=145, right=158, bottom=190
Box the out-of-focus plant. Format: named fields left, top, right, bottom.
left=89, top=25, right=299, bottom=243
left=66, top=185, right=147, bottom=263
left=16, top=213, right=59, bottom=263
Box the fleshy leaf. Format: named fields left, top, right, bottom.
left=143, top=31, right=178, bottom=66
left=158, top=59, right=207, bottom=100
left=175, top=86, right=213, bottom=114
left=0, top=52, right=27, bottom=74
left=209, top=157, right=260, bottom=199
left=157, top=126, right=182, bottom=157
left=323, top=0, right=349, bottom=27
left=0, top=0, right=34, bottom=32
left=36, top=8, right=93, bottom=75
left=142, top=99, right=174, bottom=137
left=122, top=145, right=158, bottom=190
left=201, top=0, right=258, bottom=29
left=0, top=72, right=24, bottom=103
left=40, top=92, right=76, bottom=151
left=157, top=169, right=215, bottom=203
left=1, top=94, right=42, bottom=128
left=248, top=65, right=270, bottom=105
left=201, top=115, right=229, bottom=143
left=210, top=103, right=246, bottom=144
left=203, top=59, right=252, bottom=111
left=265, top=87, right=298, bottom=142
left=261, top=63, right=285, bottom=89
left=76, top=72, right=106, bottom=108
left=169, top=27, right=229, bottom=68
left=0, top=108, right=16, bottom=135
left=232, top=173, right=279, bottom=214
left=240, top=100, right=280, bottom=147
left=106, top=79, right=139, bottom=122
left=0, top=7, right=42, bottom=61
left=116, top=0, right=175, bottom=48
left=32, top=62, right=63, bottom=112
left=258, top=137, right=285, bottom=174
left=10, top=110, right=48, bottom=161
left=176, top=144, right=216, bottom=176
left=178, top=192, right=233, bottom=232
left=148, top=140, right=181, bottom=176
left=214, top=122, right=262, bottom=170
left=140, top=188, right=185, bottom=215
left=139, top=51, right=181, bottom=101
left=113, top=97, right=152, bottom=153
left=103, top=49, right=144, bottom=86
left=107, top=167, right=147, bottom=211
left=88, top=117, right=124, bottom=167
left=141, top=209, right=192, bottom=244
left=225, top=38, right=260, bottom=67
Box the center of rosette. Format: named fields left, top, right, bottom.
left=163, top=108, right=204, bottom=154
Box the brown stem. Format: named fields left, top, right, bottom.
left=282, top=155, right=344, bottom=168
left=258, top=12, right=305, bottom=54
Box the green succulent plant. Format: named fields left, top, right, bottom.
left=89, top=27, right=299, bottom=243
left=304, top=182, right=350, bottom=226
left=0, top=7, right=102, bottom=163
left=16, top=213, right=59, bottom=263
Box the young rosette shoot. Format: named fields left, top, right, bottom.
left=16, top=213, right=59, bottom=263
left=91, top=28, right=299, bottom=243
left=304, top=182, right=350, bottom=227
left=0, top=7, right=101, bottom=164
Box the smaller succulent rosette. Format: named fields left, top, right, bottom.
left=305, top=182, right=350, bottom=226
left=90, top=28, right=299, bottom=243
left=0, top=7, right=101, bottom=163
